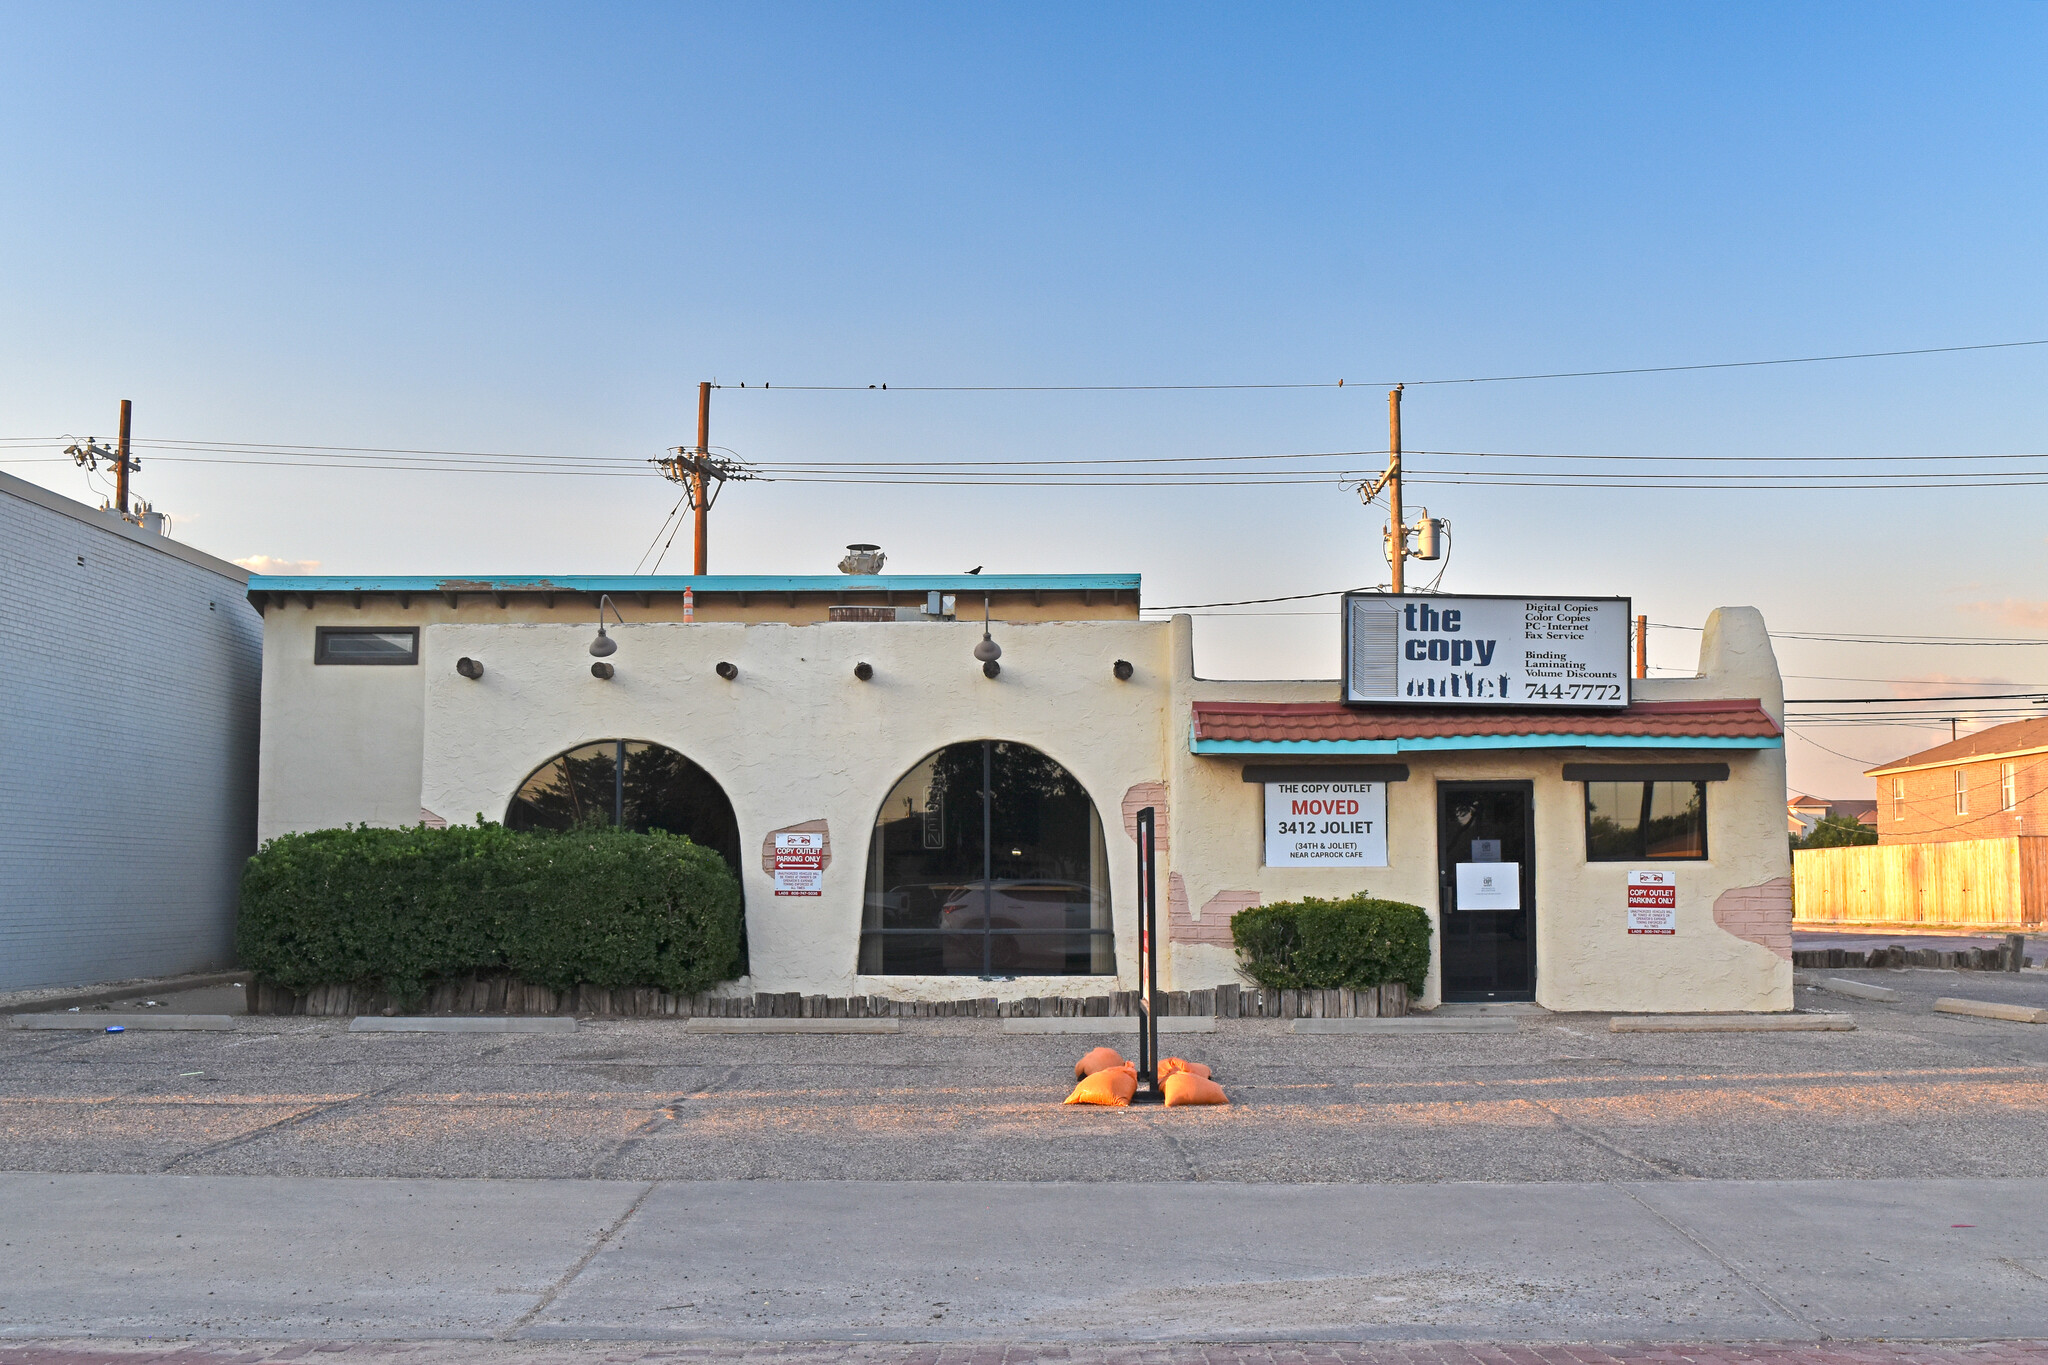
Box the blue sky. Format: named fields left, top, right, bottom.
left=4, top=3, right=2045, bottom=796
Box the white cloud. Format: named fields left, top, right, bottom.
left=233, top=555, right=322, bottom=575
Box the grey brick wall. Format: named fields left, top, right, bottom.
left=0, top=475, right=262, bottom=990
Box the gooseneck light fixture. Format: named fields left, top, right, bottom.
left=973, top=595, right=1002, bottom=678
left=589, top=594, right=625, bottom=657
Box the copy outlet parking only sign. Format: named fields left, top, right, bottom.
left=1264, top=781, right=1388, bottom=867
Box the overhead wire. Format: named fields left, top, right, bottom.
left=703, top=337, right=2048, bottom=391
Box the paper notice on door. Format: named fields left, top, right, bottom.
left=1455, top=861, right=1520, bottom=911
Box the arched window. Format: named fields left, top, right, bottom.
left=861, top=740, right=1112, bottom=977
left=506, top=740, right=742, bottom=874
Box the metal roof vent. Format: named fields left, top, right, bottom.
left=838, top=543, right=886, bottom=575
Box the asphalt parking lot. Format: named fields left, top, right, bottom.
left=6, top=969, right=2047, bottom=1184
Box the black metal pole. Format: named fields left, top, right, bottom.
left=1135, top=806, right=1160, bottom=1100
left=981, top=740, right=993, bottom=978
left=615, top=740, right=625, bottom=826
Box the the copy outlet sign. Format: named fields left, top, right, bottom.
left=1626, top=869, right=1677, bottom=934
left=1264, top=781, right=1388, bottom=867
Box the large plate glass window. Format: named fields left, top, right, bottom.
left=1585, top=780, right=1706, bottom=860
left=861, top=741, right=1112, bottom=976
left=506, top=740, right=742, bottom=873
left=314, top=626, right=418, bottom=664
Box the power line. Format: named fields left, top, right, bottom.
left=704, top=337, right=2048, bottom=392
left=1785, top=692, right=2047, bottom=704
left=1653, top=623, right=2048, bottom=647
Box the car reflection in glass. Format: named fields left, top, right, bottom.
left=939, top=879, right=1098, bottom=974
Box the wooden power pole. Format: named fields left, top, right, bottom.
left=653, top=383, right=756, bottom=573
left=1636, top=614, right=1648, bottom=679
left=1361, top=386, right=1406, bottom=591
left=1387, top=385, right=1404, bottom=593
left=693, top=381, right=710, bottom=574
left=115, top=399, right=134, bottom=518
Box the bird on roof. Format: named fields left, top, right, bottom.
left=966, top=566, right=982, bottom=574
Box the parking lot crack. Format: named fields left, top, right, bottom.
left=1134, top=1109, right=1203, bottom=1180
left=1522, top=1096, right=1700, bottom=1179
left=588, top=1064, right=745, bottom=1177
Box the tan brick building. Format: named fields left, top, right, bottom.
left=1866, top=718, right=2048, bottom=844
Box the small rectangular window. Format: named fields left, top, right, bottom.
left=2001, top=762, right=2017, bottom=812
left=1585, top=780, right=1706, bottom=861
left=1891, top=776, right=1904, bottom=817
left=1955, top=768, right=1968, bottom=816
left=315, top=626, right=419, bottom=665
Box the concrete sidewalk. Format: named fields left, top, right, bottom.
left=4, top=1174, right=2047, bottom=1343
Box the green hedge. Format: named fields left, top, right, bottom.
left=237, top=823, right=745, bottom=1002
left=1230, top=893, right=1432, bottom=994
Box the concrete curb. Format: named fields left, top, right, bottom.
left=1002, top=1016, right=1216, bottom=1035
left=1816, top=977, right=1901, bottom=1002
left=9, top=1013, right=237, bottom=1031
left=348, top=1016, right=578, bottom=1034
left=1292, top=1016, right=1518, bottom=1034
left=682, top=1018, right=900, bottom=1034
left=1933, top=997, right=2048, bottom=1024
left=1610, top=1013, right=1855, bottom=1032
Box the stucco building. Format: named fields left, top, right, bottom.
left=248, top=568, right=1794, bottom=1012
left=1, top=471, right=262, bottom=990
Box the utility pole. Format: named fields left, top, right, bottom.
left=1636, top=614, right=1648, bottom=679
left=653, top=382, right=757, bottom=574
left=115, top=399, right=134, bottom=518
left=66, top=399, right=142, bottom=524
left=1387, top=385, right=1404, bottom=593
left=1359, top=386, right=1406, bottom=591
left=693, top=381, right=710, bottom=574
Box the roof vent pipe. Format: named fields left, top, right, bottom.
left=838, top=543, right=886, bottom=575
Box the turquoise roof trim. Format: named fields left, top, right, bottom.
left=1190, top=731, right=1782, bottom=756
left=248, top=573, right=1139, bottom=594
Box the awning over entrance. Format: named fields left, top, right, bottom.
left=1189, top=698, right=1782, bottom=755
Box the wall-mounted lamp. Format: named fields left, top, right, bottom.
left=456, top=657, right=485, bottom=680
left=973, top=595, right=1002, bottom=678
left=853, top=661, right=874, bottom=681
left=1112, top=659, right=1133, bottom=681
left=589, top=593, right=625, bottom=657
left=591, top=661, right=614, bottom=680
left=715, top=660, right=739, bottom=680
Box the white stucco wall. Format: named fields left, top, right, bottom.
left=417, top=618, right=1173, bottom=999
left=256, top=609, right=426, bottom=842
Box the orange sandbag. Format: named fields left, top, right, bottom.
left=1161, top=1070, right=1228, bottom=1106
left=1075, top=1046, right=1127, bottom=1079
left=1158, top=1057, right=1211, bottom=1081
left=1064, top=1062, right=1137, bottom=1106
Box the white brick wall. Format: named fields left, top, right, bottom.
left=0, top=474, right=261, bottom=990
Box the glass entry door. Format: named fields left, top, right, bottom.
left=1436, top=782, right=1536, bottom=1001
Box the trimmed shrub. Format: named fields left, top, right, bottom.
left=1230, top=893, right=1432, bottom=994
left=237, top=823, right=744, bottom=1003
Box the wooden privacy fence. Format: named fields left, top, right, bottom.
left=1793, top=836, right=2048, bottom=929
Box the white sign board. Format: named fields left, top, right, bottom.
left=1344, top=593, right=1631, bottom=707
left=1455, top=862, right=1521, bottom=910
left=1626, top=869, right=1677, bottom=934
left=772, top=832, right=825, bottom=896
left=1263, top=781, right=1388, bottom=867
